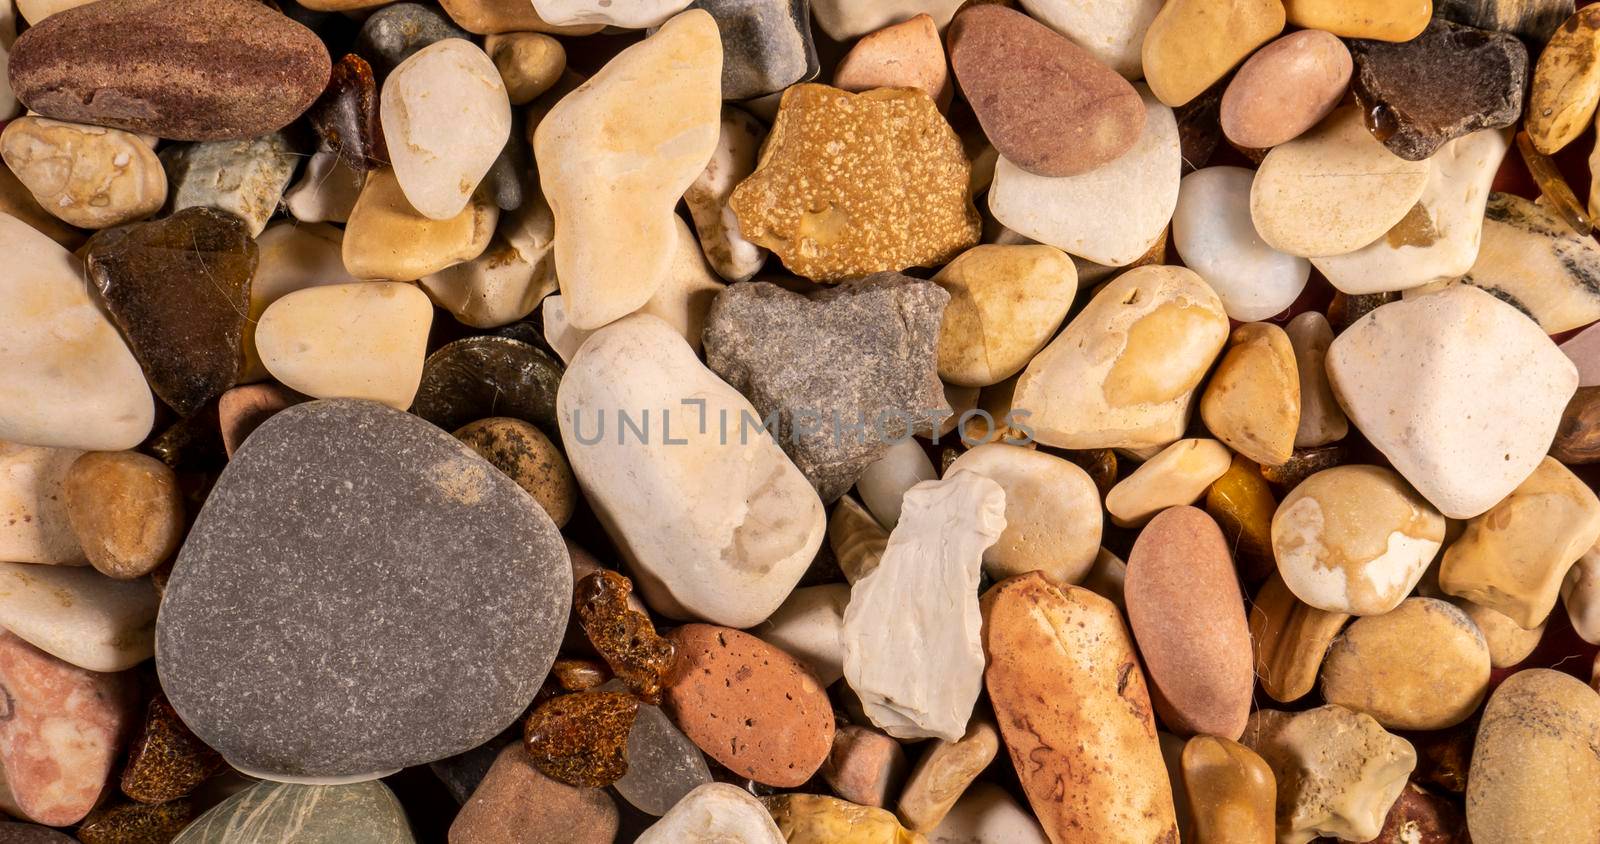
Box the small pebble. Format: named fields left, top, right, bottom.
left=160, top=132, right=299, bottom=237
left=1141, top=0, right=1283, bottom=108
left=573, top=569, right=675, bottom=702
left=522, top=690, right=638, bottom=788
left=0, top=442, right=84, bottom=565
left=1249, top=572, right=1352, bottom=703
left=119, top=693, right=225, bottom=805
left=634, top=783, right=784, bottom=844
left=256, top=282, right=433, bottom=411
left=1319, top=598, right=1491, bottom=730
left=449, top=743, right=619, bottom=844
left=1220, top=30, right=1351, bottom=150
left=933, top=244, right=1079, bottom=388
left=821, top=725, right=909, bottom=809
left=485, top=32, right=565, bottom=105
left=62, top=450, right=183, bottom=579
left=342, top=166, right=498, bottom=281
left=171, top=780, right=415, bottom=843
left=1526, top=5, right=1600, bottom=154
left=1285, top=312, right=1348, bottom=448
left=946, top=443, right=1102, bottom=585
left=455, top=417, right=576, bottom=528
left=1106, top=438, right=1233, bottom=527
left=1466, top=669, right=1600, bottom=843
left=833, top=13, right=951, bottom=108
left=0, top=116, right=165, bottom=229
left=1180, top=735, right=1277, bottom=844
left=1200, top=322, right=1300, bottom=467
left=1171, top=166, right=1309, bottom=322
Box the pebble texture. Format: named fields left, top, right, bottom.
left=172, top=780, right=415, bottom=843
left=0, top=116, right=166, bottom=229
left=157, top=400, right=571, bottom=780
left=1466, top=669, right=1600, bottom=844
left=691, top=0, right=815, bottom=100
left=8, top=0, right=331, bottom=141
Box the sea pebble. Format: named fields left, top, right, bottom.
left=355, top=3, right=469, bottom=76
left=1180, top=735, right=1277, bottom=844
left=1200, top=322, right=1300, bottom=467
left=1172, top=166, right=1309, bottom=321
left=62, top=451, right=182, bottom=579
left=557, top=314, right=824, bottom=627
left=437, top=0, right=602, bottom=34
left=1282, top=0, right=1430, bottom=40
left=1459, top=599, right=1545, bottom=668
left=0, top=443, right=83, bottom=565
left=160, top=132, right=299, bottom=237
left=0, top=116, right=165, bottom=229
left=172, top=780, right=415, bottom=843
left=928, top=783, right=1050, bottom=844
left=1466, top=669, right=1600, bottom=843
left=454, top=418, right=575, bottom=528
left=485, top=32, right=565, bottom=105
left=763, top=793, right=922, bottom=842
left=1250, top=572, right=1352, bottom=703
left=1220, top=30, right=1351, bottom=150
left=1016, top=0, right=1161, bottom=79
left=753, top=583, right=849, bottom=687
left=157, top=400, right=571, bottom=780
left=256, top=282, right=432, bottom=411
left=1205, top=454, right=1278, bottom=583
left=833, top=13, right=951, bottom=108
left=217, top=384, right=306, bottom=458
left=0, top=561, right=157, bottom=671
left=534, top=11, right=720, bottom=330
left=933, top=244, right=1079, bottom=388
left=988, top=88, right=1178, bottom=267
left=422, top=197, right=557, bottom=330
left=0, top=823, right=79, bottom=843
left=307, top=53, right=385, bottom=175
left=897, top=717, right=1001, bottom=831
left=1526, top=5, right=1600, bottom=154
left=691, top=0, right=815, bottom=100
left=635, top=783, right=784, bottom=844
left=521, top=690, right=637, bottom=788
left=1141, top=0, right=1284, bottom=108
left=381, top=39, right=510, bottom=221
left=841, top=470, right=1003, bottom=740
left=412, top=336, right=562, bottom=434
left=241, top=222, right=360, bottom=382
left=1126, top=506, right=1254, bottom=739
left=810, top=0, right=963, bottom=41
left=1319, top=598, right=1490, bottom=730
left=533, top=0, right=692, bottom=28
left=0, top=0, right=14, bottom=119
left=1105, top=438, right=1233, bottom=527
left=449, top=743, right=618, bottom=844
left=1286, top=314, right=1348, bottom=448
left=684, top=106, right=768, bottom=284
left=946, top=443, right=1101, bottom=585
left=1013, top=265, right=1229, bottom=450
left=829, top=495, right=888, bottom=584
left=8, top=0, right=331, bottom=141
left=821, top=725, right=908, bottom=808
left=342, top=167, right=498, bottom=281
left=854, top=438, right=936, bottom=531
left=574, top=574, right=674, bottom=703
left=1325, top=285, right=1578, bottom=519
left=1437, top=0, right=1574, bottom=42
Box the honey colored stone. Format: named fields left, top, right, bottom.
left=1439, top=456, right=1600, bottom=628
left=522, top=691, right=638, bottom=788
left=1200, top=323, right=1299, bottom=467
left=120, top=694, right=224, bottom=804
left=1320, top=598, right=1490, bottom=729
left=1286, top=313, right=1348, bottom=448
left=933, top=244, right=1078, bottom=388
left=574, top=570, right=675, bottom=704
left=1272, top=465, right=1446, bottom=616
left=486, top=32, right=565, bottom=105
left=1517, top=129, right=1590, bottom=234
left=895, top=716, right=1000, bottom=832
left=1242, top=706, right=1416, bottom=844
left=1466, top=669, right=1600, bottom=843
left=1552, top=387, right=1600, bottom=463
left=255, top=282, right=433, bottom=411
left=62, top=451, right=182, bottom=580
left=833, top=13, right=951, bottom=108
left=77, top=801, right=194, bottom=844
left=1012, top=265, right=1229, bottom=450
left=948, top=5, right=1145, bottom=177
left=831, top=495, right=888, bottom=584
left=731, top=84, right=978, bottom=282
left=945, top=443, right=1102, bottom=586
left=1527, top=6, right=1600, bottom=154
left=764, top=794, right=926, bottom=844
left=241, top=222, right=360, bottom=383
left=1205, top=454, right=1278, bottom=584
left=1181, top=735, right=1276, bottom=844
left=1221, top=30, right=1352, bottom=150
left=1459, top=599, right=1544, bottom=667
left=1142, top=0, right=1285, bottom=108
left=1107, top=438, right=1233, bottom=528
left=1250, top=572, right=1350, bottom=702
left=0, top=116, right=164, bottom=229
left=981, top=573, right=1178, bottom=843
left=453, top=418, right=575, bottom=528
left=308, top=54, right=384, bottom=175
left=1282, top=0, right=1432, bottom=40
left=342, top=167, right=497, bottom=281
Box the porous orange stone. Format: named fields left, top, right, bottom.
left=729, top=84, right=980, bottom=283
left=574, top=570, right=674, bottom=705
left=523, top=691, right=638, bottom=788
left=1205, top=454, right=1278, bottom=584
left=76, top=800, right=194, bottom=844
left=1181, top=735, right=1276, bottom=844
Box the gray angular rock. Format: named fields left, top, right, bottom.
left=613, top=691, right=713, bottom=816
left=355, top=2, right=468, bottom=77
left=172, top=780, right=415, bottom=843
left=160, top=132, right=300, bottom=237
left=703, top=274, right=950, bottom=502
left=689, top=0, right=817, bottom=100
left=156, top=399, right=571, bottom=781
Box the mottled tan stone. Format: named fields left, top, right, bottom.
left=833, top=13, right=951, bottom=109
left=1467, top=669, right=1600, bottom=844
left=1319, top=598, right=1490, bottom=729
left=1527, top=5, right=1600, bottom=154
left=933, top=244, right=1077, bottom=388
left=0, top=116, right=164, bottom=229
left=1200, top=322, right=1299, bottom=467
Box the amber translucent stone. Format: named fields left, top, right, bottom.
left=552, top=658, right=611, bottom=692
left=1180, top=735, right=1276, bottom=844
left=574, top=570, right=675, bottom=705
left=1551, top=385, right=1600, bottom=464
left=1062, top=448, right=1119, bottom=498
left=523, top=691, right=638, bottom=788
left=309, top=53, right=388, bottom=172
left=1249, top=573, right=1350, bottom=702
left=120, top=694, right=226, bottom=804
left=1206, top=455, right=1277, bottom=584
left=1516, top=130, right=1589, bottom=234
left=77, top=800, right=194, bottom=844
left=1259, top=443, right=1347, bottom=490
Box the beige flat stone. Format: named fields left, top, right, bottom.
left=342, top=167, right=497, bottom=281
left=382, top=39, right=510, bottom=222
left=1527, top=6, right=1600, bottom=154
left=834, top=13, right=951, bottom=109
left=485, top=32, right=565, bottom=105
left=255, top=282, right=433, bottom=410
left=1105, top=438, right=1232, bottom=528
left=1014, top=265, right=1228, bottom=450
left=423, top=195, right=557, bottom=330
left=1286, top=313, right=1347, bottom=448
left=0, top=116, right=164, bottom=229
left=1319, top=598, right=1490, bottom=730
left=933, top=244, right=1077, bottom=389
left=754, top=583, right=849, bottom=687
left=241, top=221, right=359, bottom=383
left=1200, top=322, right=1299, bottom=467
left=946, top=443, right=1101, bottom=586
left=1142, top=0, right=1285, bottom=108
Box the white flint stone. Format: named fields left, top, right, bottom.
left=636, top=783, right=785, bottom=844
left=841, top=470, right=1004, bottom=741
left=1173, top=166, right=1310, bottom=321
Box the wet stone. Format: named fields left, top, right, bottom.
left=1351, top=19, right=1526, bottom=161
left=522, top=691, right=638, bottom=788
left=575, top=570, right=675, bottom=704
left=309, top=53, right=387, bottom=172
left=120, top=694, right=226, bottom=805
left=411, top=336, right=563, bottom=435
left=354, top=2, right=468, bottom=77
left=85, top=207, right=257, bottom=417
left=77, top=800, right=195, bottom=844
left=690, top=0, right=816, bottom=100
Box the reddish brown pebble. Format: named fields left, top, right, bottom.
left=552, top=659, right=612, bottom=692
left=1126, top=506, right=1253, bottom=739
left=523, top=691, right=638, bottom=788
left=662, top=623, right=835, bottom=788
left=574, top=570, right=675, bottom=704
left=120, top=694, right=225, bottom=805
left=1220, top=30, right=1353, bottom=150
left=1552, top=385, right=1600, bottom=464
left=449, top=742, right=619, bottom=844
left=947, top=5, right=1144, bottom=178
left=75, top=800, right=194, bottom=844
left=217, top=383, right=307, bottom=458
left=1372, top=782, right=1466, bottom=844
left=308, top=53, right=387, bottom=173
left=820, top=724, right=909, bottom=808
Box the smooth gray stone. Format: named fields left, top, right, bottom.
left=614, top=696, right=713, bottom=816
left=690, top=0, right=817, bottom=100
left=0, top=822, right=79, bottom=843
left=157, top=399, right=571, bottom=780
left=172, top=780, right=414, bottom=843
left=355, top=3, right=468, bottom=77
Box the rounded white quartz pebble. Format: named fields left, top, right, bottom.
left=930, top=783, right=1051, bottom=844
left=533, top=0, right=693, bottom=29
left=0, top=560, right=158, bottom=672
left=946, top=443, right=1102, bottom=585
left=381, top=38, right=510, bottom=221
left=754, top=583, right=849, bottom=686
left=1172, top=166, right=1309, bottom=321
left=0, top=213, right=153, bottom=452
left=636, top=783, right=784, bottom=844
left=255, top=282, right=434, bottom=411
left=1327, top=285, right=1578, bottom=519
left=854, top=437, right=937, bottom=530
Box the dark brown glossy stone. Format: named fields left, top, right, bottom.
left=1061, top=448, right=1118, bottom=498
left=1329, top=291, right=1401, bottom=332
left=1436, top=0, right=1574, bottom=43
left=120, top=694, right=226, bottom=805
left=1372, top=782, right=1467, bottom=844
left=553, top=658, right=612, bottom=692
left=76, top=799, right=195, bottom=844
left=522, top=691, right=638, bottom=788
left=410, top=336, right=562, bottom=435
left=1350, top=18, right=1527, bottom=161
left=1411, top=721, right=1475, bottom=793
left=7, top=0, right=330, bottom=141
left=147, top=403, right=229, bottom=476
left=309, top=54, right=388, bottom=173
left=1174, top=82, right=1224, bottom=177
left=1259, top=443, right=1348, bottom=491
left=1552, top=386, right=1600, bottom=464
left=86, top=208, right=257, bottom=417
left=1516, top=130, right=1591, bottom=234
left=575, top=571, right=675, bottom=706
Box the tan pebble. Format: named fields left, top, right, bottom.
left=933, top=244, right=1078, bottom=388
left=61, top=451, right=181, bottom=580
left=1242, top=705, right=1416, bottom=844
left=1286, top=312, right=1348, bottom=448
left=485, top=32, right=565, bottom=105
left=833, top=13, right=951, bottom=109
left=1282, top=0, right=1431, bottom=40
left=829, top=495, right=887, bottom=585
left=255, top=282, right=433, bottom=410
left=1527, top=6, right=1600, bottom=154
left=1106, top=438, right=1233, bottom=527
left=1466, top=669, right=1600, bottom=843
left=0, top=442, right=84, bottom=566
left=1561, top=546, right=1600, bottom=644
left=0, top=155, right=87, bottom=249
left=896, top=716, right=999, bottom=832
left=1221, top=30, right=1352, bottom=150
left=1250, top=572, right=1350, bottom=703
left=1142, top=0, right=1285, bottom=108
left=242, top=221, right=359, bottom=383
left=342, top=167, right=498, bottom=281
left=1457, top=598, right=1545, bottom=668
left=1180, top=735, right=1276, bottom=844
left=763, top=793, right=926, bottom=844
left=453, top=418, right=575, bottom=528
left=1200, top=322, right=1300, bottom=466
left=945, top=443, right=1102, bottom=586
left=1319, top=598, right=1490, bottom=729
left=1439, top=456, right=1600, bottom=628
left=821, top=725, right=908, bottom=809
left=438, top=0, right=604, bottom=34
left=0, top=116, right=165, bottom=229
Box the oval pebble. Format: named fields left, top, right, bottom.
left=1319, top=597, right=1490, bottom=730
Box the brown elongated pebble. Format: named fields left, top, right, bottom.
left=62, top=451, right=183, bottom=580
left=119, top=694, right=224, bottom=805
left=981, top=572, right=1178, bottom=843
left=1250, top=572, right=1350, bottom=703
left=523, top=691, right=638, bottom=788
left=552, top=659, right=611, bottom=692
left=1259, top=443, right=1347, bottom=490
left=1551, top=384, right=1600, bottom=463
left=662, top=624, right=834, bottom=788
left=574, top=570, right=675, bottom=704
left=1126, top=507, right=1253, bottom=739
left=1467, top=669, right=1600, bottom=842
left=8, top=0, right=331, bottom=141
left=308, top=54, right=387, bottom=174
left=896, top=715, right=1000, bottom=831
left=1180, top=735, right=1276, bottom=844
left=1318, top=598, right=1490, bottom=730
